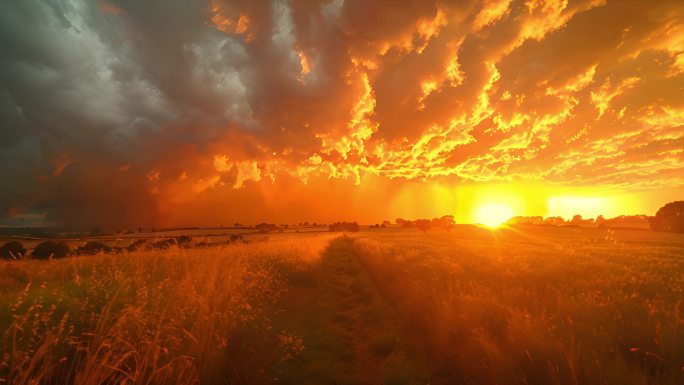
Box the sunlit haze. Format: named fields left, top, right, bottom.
left=1, top=0, right=683, bottom=228
left=476, top=204, right=513, bottom=227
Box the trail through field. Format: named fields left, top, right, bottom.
left=273, top=236, right=429, bottom=385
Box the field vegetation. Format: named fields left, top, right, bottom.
left=1, top=227, right=683, bottom=384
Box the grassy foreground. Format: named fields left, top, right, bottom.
left=1, top=227, right=684, bottom=384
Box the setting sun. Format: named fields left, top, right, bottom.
left=476, top=204, right=513, bottom=228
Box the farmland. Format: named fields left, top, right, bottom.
left=1, top=226, right=683, bottom=384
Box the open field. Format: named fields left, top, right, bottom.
left=1, top=226, right=684, bottom=384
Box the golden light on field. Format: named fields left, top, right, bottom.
left=475, top=204, right=513, bottom=228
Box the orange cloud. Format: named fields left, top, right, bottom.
left=3, top=0, right=683, bottom=228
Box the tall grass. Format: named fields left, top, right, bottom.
left=0, top=237, right=328, bottom=385
left=352, top=229, right=684, bottom=385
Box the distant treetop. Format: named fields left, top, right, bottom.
left=650, top=201, right=684, bottom=233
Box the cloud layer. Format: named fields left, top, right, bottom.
left=1, top=0, right=683, bottom=227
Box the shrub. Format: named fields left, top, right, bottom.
left=176, top=235, right=193, bottom=248
left=1, top=241, right=26, bottom=260
left=127, top=239, right=148, bottom=252
left=150, top=238, right=177, bottom=250
left=32, top=241, right=71, bottom=260
left=76, top=241, right=112, bottom=256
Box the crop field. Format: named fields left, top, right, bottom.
left=1, top=226, right=683, bottom=385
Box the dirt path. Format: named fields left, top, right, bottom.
left=272, top=236, right=429, bottom=385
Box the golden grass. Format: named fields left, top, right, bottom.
left=0, top=236, right=330, bottom=385
left=2, top=228, right=683, bottom=384
left=352, top=228, right=684, bottom=385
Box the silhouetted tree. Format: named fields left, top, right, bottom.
left=596, top=215, right=606, bottom=228
left=32, top=241, right=71, bottom=260
left=415, top=219, right=431, bottom=232
left=1, top=241, right=26, bottom=260
left=650, top=201, right=684, bottom=233
left=544, top=216, right=565, bottom=226
left=255, top=223, right=278, bottom=232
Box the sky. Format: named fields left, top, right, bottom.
left=0, top=0, right=683, bottom=229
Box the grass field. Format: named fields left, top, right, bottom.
left=1, top=226, right=683, bottom=384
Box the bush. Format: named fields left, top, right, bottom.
left=127, top=239, right=148, bottom=252
left=150, top=238, right=177, bottom=250
left=32, top=241, right=71, bottom=260
left=176, top=235, right=193, bottom=248
left=1, top=241, right=26, bottom=260
left=76, top=241, right=112, bottom=256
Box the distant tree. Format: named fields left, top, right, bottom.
left=255, top=223, right=278, bottom=232
left=650, top=201, right=684, bottom=233
left=32, top=241, right=71, bottom=260
left=571, top=215, right=583, bottom=224
left=1, top=241, right=26, bottom=260
left=544, top=216, right=565, bottom=226
left=415, top=219, right=431, bottom=232
left=440, top=215, right=455, bottom=231
left=382, top=220, right=391, bottom=226
left=595, top=215, right=606, bottom=228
